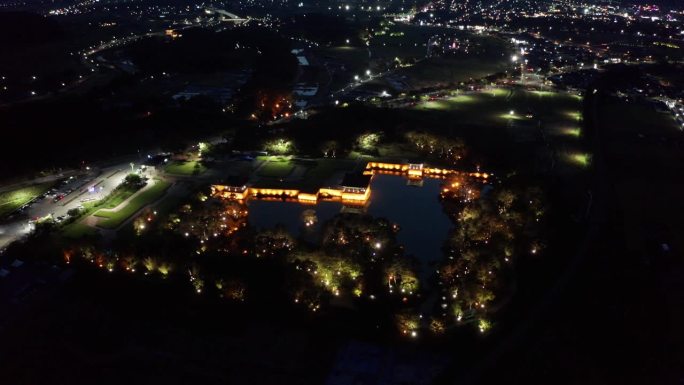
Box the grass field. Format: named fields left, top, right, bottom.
left=372, top=28, right=510, bottom=90
left=347, top=86, right=586, bottom=172
left=396, top=57, right=509, bottom=90
left=413, top=87, right=581, bottom=129
left=598, top=100, right=680, bottom=175
left=94, top=180, right=171, bottom=229
left=0, top=182, right=54, bottom=218
left=165, top=160, right=206, bottom=176
left=95, top=183, right=141, bottom=209
left=597, top=98, right=684, bottom=254
left=250, top=158, right=357, bottom=192
left=62, top=221, right=99, bottom=239
left=256, top=157, right=295, bottom=178
left=301, top=158, right=356, bottom=187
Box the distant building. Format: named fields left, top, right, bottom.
left=293, top=84, right=319, bottom=97
left=291, top=49, right=310, bottom=66
left=407, top=163, right=424, bottom=178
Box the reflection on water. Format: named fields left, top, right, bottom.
left=248, top=174, right=454, bottom=272
left=248, top=200, right=341, bottom=243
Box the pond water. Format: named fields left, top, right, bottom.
left=366, top=174, right=453, bottom=267
left=248, top=174, right=454, bottom=274
left=247, top=199, right=341, bottom=243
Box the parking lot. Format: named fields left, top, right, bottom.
left=0, top=163, right=133, bottom=249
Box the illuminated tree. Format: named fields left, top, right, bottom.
left=496, top=189, right=516, bottom=213
left=198, top=142, right=210, bottom=156
left=289, top=251, right=362, bottom=296
left=355, top=132, right=381, bottom=153
left=176, top=198, right=248, bottom=240
left=396, top=311, right=420, bottom=337
left=143, top=257, right=157, bottom=273
left=221, top=279, right=246, bottom=301
left=254, top=91, right=293, bottom=121
left=405, top=131, right=466, bottom=163
left=254, top=225, right=295, bottom=258
left=385, top=257, right=419, bottom=294
left=440, top=180, right=547, bottom=331
left=264, top=138, right=296, bottom=155
left=124, top=173, right=143, bottom=186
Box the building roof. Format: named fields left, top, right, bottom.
left=222, top=175, right=250, bottom=187
left=340, top=173, right=372, bottom=189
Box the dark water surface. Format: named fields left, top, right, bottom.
left=248, top=174, right=454, bottom=273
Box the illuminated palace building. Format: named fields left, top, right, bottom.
left=211, top=162, right=489, bottom=206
